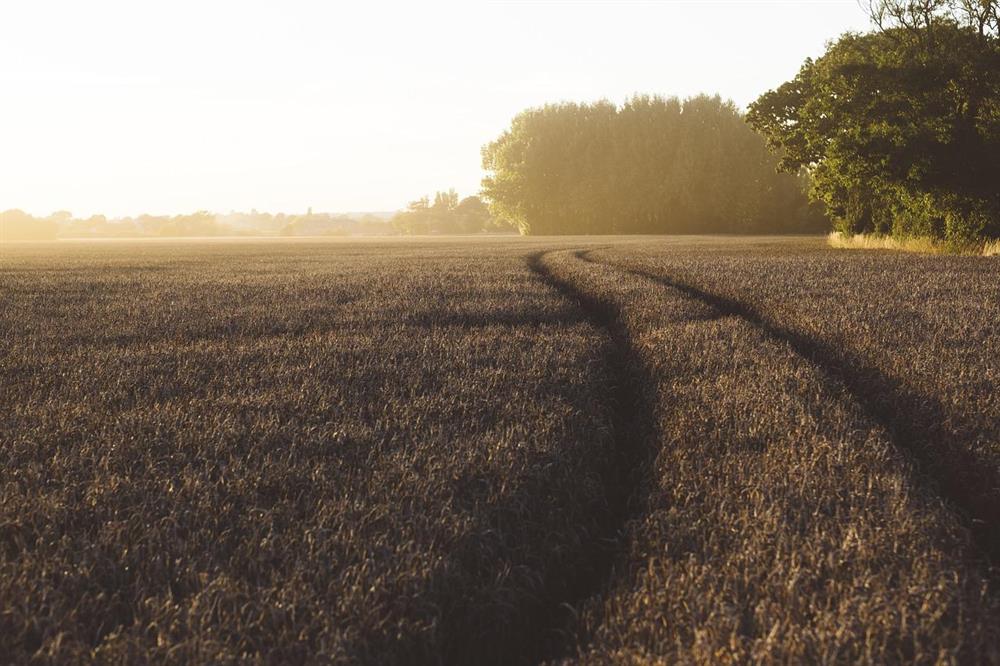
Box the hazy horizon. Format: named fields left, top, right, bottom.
left=2, top=1, right=871, bottom=219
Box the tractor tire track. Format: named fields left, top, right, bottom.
left=523, top=250, right=659, bottom=663
left=580, top=249, right=1000, bottom=577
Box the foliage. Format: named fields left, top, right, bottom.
left=481, top=95, right=826, bottom=235
left=748, top=0, right=1000, bottom=242
left=154, top=210, right=225, bottom=237
left=390, top=191, right=509, bottom=234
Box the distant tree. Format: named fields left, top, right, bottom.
left=156, top=211, right=225, bottom=237
left=82, top=214, right=109, bottom=235
left=391, top=192, right=506, bottom=234
left=357, top=213, right=393, bottom=235
left=1, top=209, right=58, bottom=241
left=453, top=196, right=492, bottom=233
left=481, top=96, right=824, bottom=235
left=432, top=189, right=459, bottom=212
left=391, top=197, right=432, bottom=234
left=46, top=211, right=73, bottom=225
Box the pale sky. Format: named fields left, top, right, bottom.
left=1, top=1, right=871, bottom=218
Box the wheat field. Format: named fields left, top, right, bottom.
left=3, top=236, right=999, bottom=664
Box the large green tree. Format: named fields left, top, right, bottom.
left=748, top=0, right=1000, bottom=242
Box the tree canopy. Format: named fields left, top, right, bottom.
left=481, top=95, right=825, bottom=235
left=748, top=0, right=1000, bottom=243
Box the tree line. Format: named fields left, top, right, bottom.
left=481, top=95, right=826, bottom=235
left=2, top=194, right=508, bottom=241
left=482, top=0, right=999, bottom=242
left=0, top=209, right=398, bottom=241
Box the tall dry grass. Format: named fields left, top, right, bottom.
left=983, top=239, right=1000, bottom=256
left=828, top=231, right=1000, bottom=256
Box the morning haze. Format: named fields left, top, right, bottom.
left=1, top=1, right=869, bottom=218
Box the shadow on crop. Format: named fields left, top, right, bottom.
left=580, top=249, right=1000, bottom=578
left=492, top=249, right=659, bottom=663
